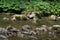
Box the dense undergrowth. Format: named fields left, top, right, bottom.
left=0, top=0, right=60, bottom=15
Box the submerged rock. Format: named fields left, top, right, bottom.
left=28, top=36, right=38, bottom=40
left=3, top=17, right=9, bottom=21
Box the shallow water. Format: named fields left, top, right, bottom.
left=0, top=13, right=60, bottom=40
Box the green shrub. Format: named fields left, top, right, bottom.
left=0, top=0, right=60, bottom=15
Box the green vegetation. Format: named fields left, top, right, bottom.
left=0, top=0, right=60, bottom=15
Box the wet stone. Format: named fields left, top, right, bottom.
left=3, top=17, right=9, bottom=21
left=6, top=25, right=19, bottom=37
left=21, top=25, right=31, bottom=31
left=17, top=32, right=24, bottom=38
left=0, top=35, right=8, bottom=40
left=49, top=15, right=57, bottom=21
left=0, top=28, right=7, bottom=35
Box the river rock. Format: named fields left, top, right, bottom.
left=57, top=17, right=60, bottom=20
left=52, top=25, right=60, bottom=31
left=48, top=27, right=53, bottom=31
left=0, top=35, right=8, bottom=40
left=26, top=12, right=36, bottom=19
left=29, top=30, right=36, bottom=35
left=0, top=27, right=7, bottom=35
left=41, top=25, right=47, bottom=32
left=32, top=17, right=38, bottom=23
left=21, top=25, right=31, bottom=31
left=17, top=32, right=24, bottom=38
left=11, top=17, right=16, bottom=21
left=3, top=17, right=9, bottom=21
left=6, top=25, right=19, bottom=36
left=6, top=25, right=19, bottom=32
left=22, top=30, right=36, bottom=35
left=53, top=25, right=60, bottom=28
left=49, top=15, right=57, bottom=21
left=28, top=36, right=37, bottom=40
left=35, top=25, right=47, bottom=32
left=11, top=14, right=27, bottom=21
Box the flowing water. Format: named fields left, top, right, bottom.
left=0, top=13, right=60, bottom=40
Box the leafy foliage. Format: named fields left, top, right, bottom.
left=0, top=0, right=60, bottom=15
